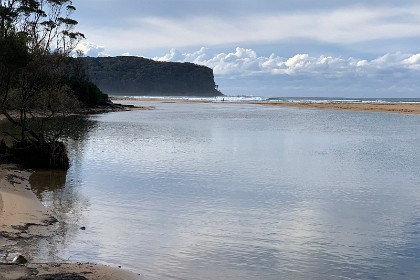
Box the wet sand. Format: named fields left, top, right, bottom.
left=111, top=97, right=420, bottom=114
left=0, top=263, right=140, bottom=279
left=0, top=165, right=56, bottom=240
left=0, top=164, right=140, bottom=279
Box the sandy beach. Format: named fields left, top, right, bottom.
left=257, top=101, right=420, bottom=114
left=0, top=165, right=57, bottom=239
left=0, top=164, right=140, bottom=280
left=111, top=97, right=420, bottom=114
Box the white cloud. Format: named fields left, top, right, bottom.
left=403, top=54, right=420, bottom=70
left=371, top=52, right=411, bottom=67
left=155, top=47, right=420, bottom=80
left=74, top=42, right=109, bottom=57
left=404, top=54, right=420, bottom=64
left=155, top=48, right=184, bottom=62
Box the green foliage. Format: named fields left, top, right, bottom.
left=66, top=77, right=108, bottom=107
left=0, top=32, right=29, bottom=69
left=1, top=0, right=84, bottom=55
left=9, top=139, right=70, bottom=169
left=58, top=17, right=77, bottom=25
left=0, top=0, right=89, bottom=169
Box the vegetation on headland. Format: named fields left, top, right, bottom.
left=82, top=56, right=223, bottom=97
left=0, top=0, right=107, bottom=169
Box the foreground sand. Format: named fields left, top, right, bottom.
left=112, top=97, right=420, bottom=115
left=0, top=164, right=140, bottom=280
left=0, top=165, right=56, bottom=239
left=0, top=263, right=140, bottom=280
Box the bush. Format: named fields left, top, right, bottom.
left=8, top=141, right=70, bottom=169
left=67, top=78, right=109, bottom=107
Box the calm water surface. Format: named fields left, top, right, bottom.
left=27, top=102, right=420, bottom=279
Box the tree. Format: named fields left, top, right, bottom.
left=0, top=0, right=85, bottom=168
left=1, top=0, right=84, bottom=54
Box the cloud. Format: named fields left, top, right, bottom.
left=403, top=54, right=420, bottom=70
left=155, top=48, right=184, bottom=62
left=155, top=47, right=420, bottom=78
left=78, top=4, right=420, bottom=52
left=74, top=42, right=109, bottom=57
left=72, top=1, right=420, bottom=97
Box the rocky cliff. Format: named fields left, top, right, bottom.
left=81, top=56, right=222, bottom=96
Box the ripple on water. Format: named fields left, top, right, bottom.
left=18, top=103, right=420, bottom=279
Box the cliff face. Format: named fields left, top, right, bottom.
left=81, top=56, right=222, bottom=96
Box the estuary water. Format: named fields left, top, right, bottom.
left=27, top=101, right=420, bottom=279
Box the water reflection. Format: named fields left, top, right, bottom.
left=4, top=167, right=87, bottom=263
left=55, top=104, right=420, bottom=279
left=30, top=169, right=67, bottom=195
left=2, top=104, right=420, bottom=279
left=0, top=116, right=96, bottom=263
left=27, top=117, right=96, bottom=263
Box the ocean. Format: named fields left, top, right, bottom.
left=12, top=100, right=420, bottom=279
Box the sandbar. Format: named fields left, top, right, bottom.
left=111, top=97, right=420, bottom=115
left=257, top=101, right=420, bottom=114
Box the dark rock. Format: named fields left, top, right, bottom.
left=12, top=255, right=28, bottom=264
left=22, top=273, right=88, bottom=280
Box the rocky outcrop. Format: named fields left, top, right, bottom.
left=81, top=56, right=223, bottom=96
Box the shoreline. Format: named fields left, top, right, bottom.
left=0, top=165, right=56, bottom=239
left=0, top=164, right=140, bottom=280
left=111, top=97, right=420, bottom=115
left=0, top=102, right=151, bottom=123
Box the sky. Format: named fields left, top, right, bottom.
left=73, top=0, right=420, bottom=98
